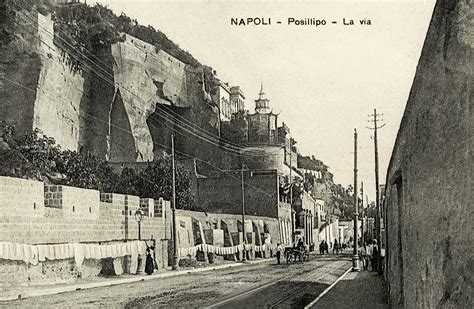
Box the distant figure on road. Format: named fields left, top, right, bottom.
left=323, top=241, right=329, bottom=254
left=361, top=242, right=369, bottom=270
left=297, top=237, right=305, bottom=250
left=333, top=239, right=339, bottom=254
left=372, top=239, right=379, bottom=272
left=366, top=240, right=374, bottom=271
left=276, top=243, right=283, bottom=264
left=319, top=241, right=324, bottom=254
left=359, top=243, right=368, bottom=270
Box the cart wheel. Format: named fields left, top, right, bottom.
left=286, top=254, right=293, bottom=264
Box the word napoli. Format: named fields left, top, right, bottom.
left=230, top=17, right=372, bottom=26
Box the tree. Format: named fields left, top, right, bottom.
left=135, top=157, right=199, bottom=211
left=221, top=111, right=248, bottom=144
left=55, top=150, right=119, bottom=191
left=112, top=167, right=140, bottom=196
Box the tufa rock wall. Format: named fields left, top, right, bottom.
left=0, top=11, right=86, bottom=152
left=0, top=12, right=219, bottom=163
left=384, top=0, right=473, bottom=308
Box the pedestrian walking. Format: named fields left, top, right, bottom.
left=276, top=243, right=283, bottom=264
left=319, top=241, right=324, bottom=255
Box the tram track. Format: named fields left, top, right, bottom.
left=205, top=256, right=351, bottom=309
left=267, top=262, right=350, bottom=308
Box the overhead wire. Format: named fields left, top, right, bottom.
left=1, top=75, right=276, bottom=198
left=13, top=4, right=234, bottom=149
left=13, top=2, right=276, bottom=157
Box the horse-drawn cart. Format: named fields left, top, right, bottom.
left=284, top=246, right=309, bottom=264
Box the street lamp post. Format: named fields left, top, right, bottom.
left=352, top=129, right=360, bottom=272
left=134, top=208, right=144, bottom=275
left=134, top=208, right=144, bottom=240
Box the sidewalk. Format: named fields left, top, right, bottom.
left=308, top=269, right=388, bottom=309
left=0, top=258, right=272, bottom=302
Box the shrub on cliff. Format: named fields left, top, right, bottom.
left=0, top=0, right=16, bottom=47
left=1, top=0, right=53, bottom=47
left=51, top=3, right=203, bottom=70
left=220, top=110, right=248, bottom=145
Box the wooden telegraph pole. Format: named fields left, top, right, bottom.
left=367, top=109, right=385, bottom=275
left=360, top=181, right=364, bottom=244
left=241, top=163, right=247, bottom=261
left=171, top=134, right=179, bottom=270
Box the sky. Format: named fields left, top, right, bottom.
left=95, top=0, right=436, bottom=202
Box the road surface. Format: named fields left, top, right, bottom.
left=3, top=254, right=351, bottom=308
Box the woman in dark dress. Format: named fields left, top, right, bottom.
left=145, top=246, right=155, bottom=275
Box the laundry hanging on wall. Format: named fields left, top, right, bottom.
left=0, top=240, right=147, bottom=267
left=177, top=243, right=274, bottom=257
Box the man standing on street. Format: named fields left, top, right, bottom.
left=367, top=240, right=374, bottom=270
left=276, top=243, right=283, bottom=264
left=372, top=239, right=379, bottom=272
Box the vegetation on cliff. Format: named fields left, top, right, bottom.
left=0, top=123, right=198, bottom=210
left=297, top=154, right=362, bottom=220
left=220, top=111, right=248, bottom=145
left=3, top=0, right=220, bottom=96
left=0, top=0, right=16, bottom=47
left=0, top=0, right=52, bottom=47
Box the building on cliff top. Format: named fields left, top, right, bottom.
left=215, top=82, right=246, bottom=122
left=223, top=84, right=301, bottom=181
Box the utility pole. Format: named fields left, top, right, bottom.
left=171, top=134, right=179, bottom=270
left=241, top=163, right=247, bottom=261
left=289, top=143, right=295, bottom=244
left=352, top=129, right=360, bottom=271
left=360, top=181, right=364, bottom=244
left=366, top=194, right=369, bottom=239
left=367, top=109, right=385, bottom=275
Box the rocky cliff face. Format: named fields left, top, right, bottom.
left=0, top=11, right=87, bottom=152
left=0, top=11, right=218, bottom=163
